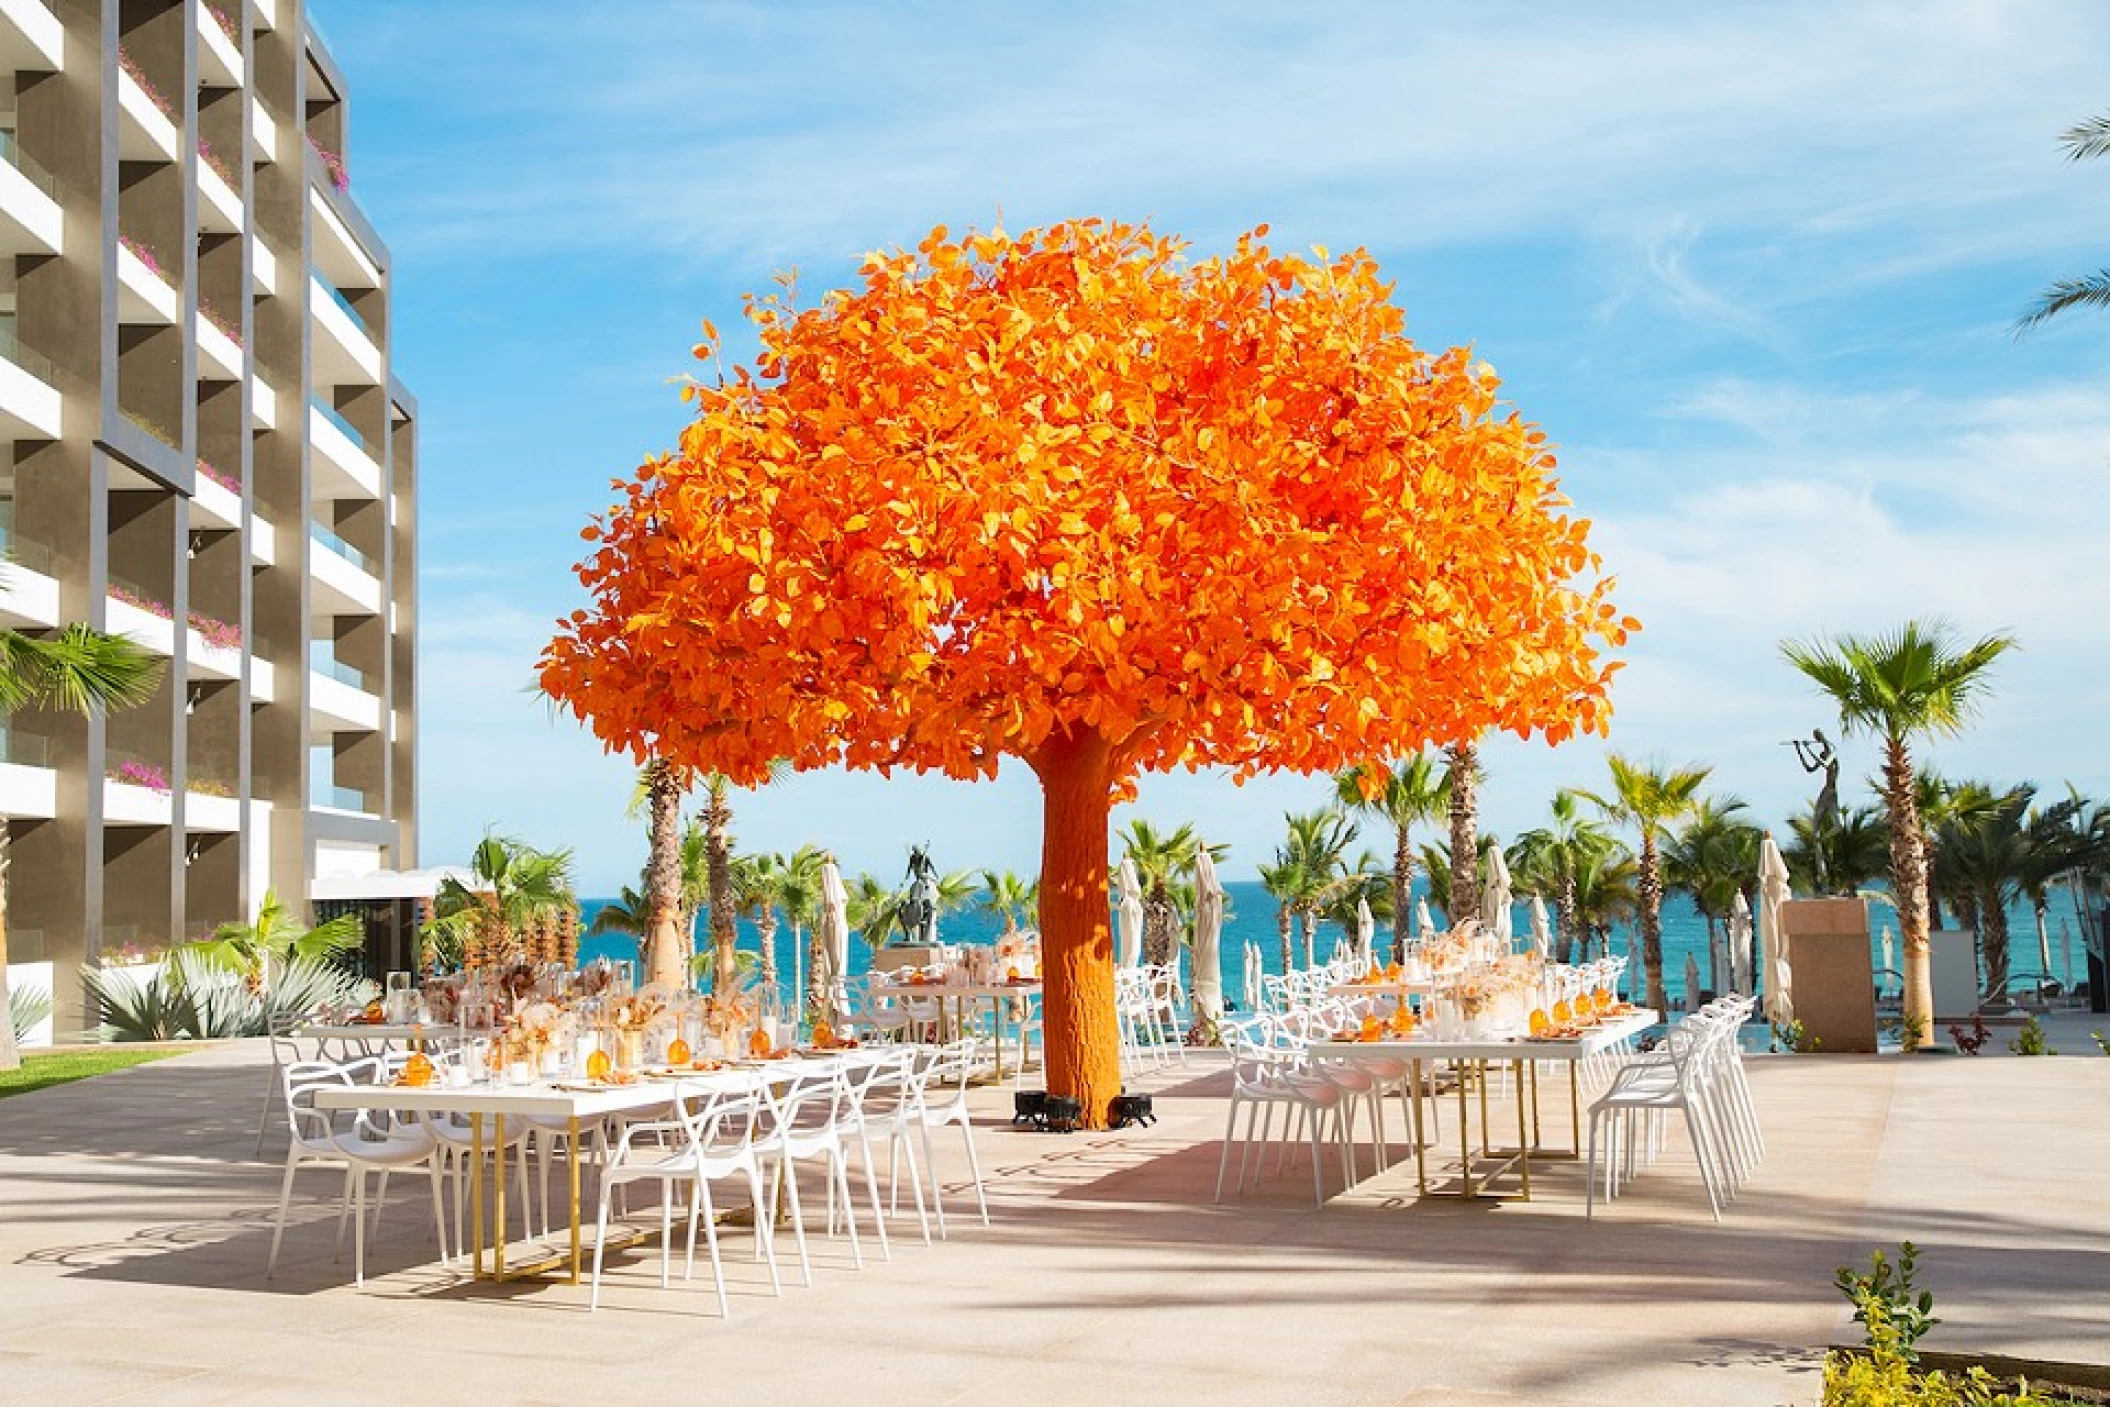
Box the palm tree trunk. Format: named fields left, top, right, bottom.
left=642, top=760, right=686, bottom=989
left=1639, top=831, right=1666, bottom=1013
left=1883, top=737, right=1933, bottom=1042
left=1142, top=886, right=1178, bottom=967
left=0, top=825, right=19, bottom=1072
left=1299, top=908, right=1318, bottom=969
left=1980, top=884, right=2010, bottom=1000
left=1276, top=903, right=1293, bottom=975
left=1391, top=825, right=1413, bottom=963
left=704, top=780, right=738, bottom=994
left=1446, top=742, right=1480, bottom=925
left=757, top=908, right=780, bottom=992
left=1556, top=874, right=1579, bottom=966
left=1704, top=914, right=1721, bottom=994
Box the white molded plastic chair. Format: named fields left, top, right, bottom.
left=753, top=1068, right=866, bottom=1285
left=266, top=1058, right=449, bottom=1287
left=906, top=1039, right=989, bottom=1236
left=589, top=1085, right=779, bottom=1316
left=1214, top=1020, right=1351, bottom=1206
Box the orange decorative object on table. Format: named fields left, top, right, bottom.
left=748, top=1027, right=772, bottom=1057
left=1528, top=1008, right=1549, bottom=1037
left=811, top=1021, right=834, bottom=1048
left=585, top=1048, right=612, bottom=1082
left=665, top=1038, right=691, bottom=1066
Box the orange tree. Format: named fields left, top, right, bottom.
left=541, top=220, right=1632, bottom=1124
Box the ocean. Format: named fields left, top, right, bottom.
left=577, top=880, right=2086, bottom=1012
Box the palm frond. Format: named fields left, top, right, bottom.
left=0, top=624, right=165, bottom=715
left=2060, top=113, right=2110, bottom=162
left=2014, top=270, right=2110, bottom=335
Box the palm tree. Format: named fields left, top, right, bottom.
left=1507, top=791, right=1616, bottom=963
left=1257, top=856, right=1302, bottom=976
left=1662, top=797, right=1760, bottom=992
left=1784, top=803, right=1890, bottom=898
left=1578, top=755, right=1712, bottom=1013
left=1334, top=755, right=1448, bottom=963
left=1915, top=773, right=2001, bottom=929
left=588, top=885, right=648, bottom=939
left=1281, top=810, right=1359, bottom=967
left=634, top=759, right=690, bottom=989
left=424, top=831, right=577, bottom=970
left=1572, top=843, right=1641, bottom=962
left=1936, top=785, right=2088, bottom=1000
left=1781, top=619, right=2017, bottom=1037
left=730, top=852, right=785, bottom=990
left=1443, top=741, right=1482, bottom=928
left=977, top=869, right=1040, bottom=936
left=845, top=872, right=899, bottom=948
left=186, top=888, right=362, bottom=997
left=1322, top=851, right=1395, bottom=956
left=0, top=615, right=162, bottom=1071
left=2015, top=114, right=2110, bottom=333
left=1119, top=820, right=1226, bottom=966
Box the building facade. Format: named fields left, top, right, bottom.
left=0, top=0, right=416, bottom=1031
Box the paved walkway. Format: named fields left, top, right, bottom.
left=1, top=1017, right=2105, bottom=1406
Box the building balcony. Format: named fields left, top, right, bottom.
left=197, top=156, right=242, bottom=234
left=309, top=189, right=382, bottom=295
left=310, top=781, right=374, bottom=817
left=195, top=2, right=243, bottom=88
left=116, top=65, right=179, bottom=163
left=190, top=467, right=241, bottom=530
left=0, top=135, right=61, bottom=257
left=195, top=310, right=243, bottom=381
left=309, top=662, right=381, bottom=733
left=250, top=233, right=276, bottom=294
left=307, top=400, right=382, bottom=499
left=103, top=773, right=173, bottom=827
left=309, top=523, right=382, bottom=616
left=186, top=622, right=243, bottom=681
left=184, top=789, right=240, bottom=832
left=250, top=510, right=277, bottom=566
left=309, top=273, right=382, bottom=386
left=0, top=322, right=62, bottom=441
left=0, top=549, right=58, bottom=628
left=0, top=0, right=64, bottom=74
left=0, top=726, right=55, bottom=817
left=105, top=588, right=176, bottom=656
left=255, top=0, right=277, bottom=33
left=116, top=242, right=180, bottom=325
left=251, top=376, right=277, bottom=431
left=249, top=95, right=277, bottom=164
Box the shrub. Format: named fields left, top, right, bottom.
left=81, top=950, right=368, bottom=1040
left=1825, top=1244, right=2076, bottom=1406
left=8, top=983, right=52, bottom=1042
left=2008, top=1015, right=2053, bottom=1056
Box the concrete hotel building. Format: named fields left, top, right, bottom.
left=0, top=0, right=416, bottom=1030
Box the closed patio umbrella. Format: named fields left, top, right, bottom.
left=1759, top=832, right=1794, bottom=1026
left=817, top=858, right=850, bottom=1024
left=1415, top=896, right=1436, bottom=941
left=1729, top=891, right=1754, bottom=996
left=1354, top=896, right=1376, bottom=968
left=1684, top=951, right=1703, bottom=1013
left=1880, top=923, right=1896, bottom=996
left=1242, top=940, right=1263, bottom=1013
left=1529, top=894, right=1553, bottom=960
left=1115, top=856, right=1145, bottom=968
left=1193, top=847, right=1226, bottom=1023
left=1482, top=847, right=1514, bottom=943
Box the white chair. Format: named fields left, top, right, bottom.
left=1586, top=1019, right=1734, bottom=1221
left=753, top=1068, right=866, bottom=1285
left=589, top=1084, right=779, bottom=1316
left=905, top=1039, right=990, bottom=1236
left=1214, top=1021, right=1351, bottom=1206
left=254, top=1012, right=308, bottom=1157
left=266, top=1058, right=450, bottom=1288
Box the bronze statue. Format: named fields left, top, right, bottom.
left=1787, top=728, right=1840, bottom=892
left=901, top=844, right=940, bottom=946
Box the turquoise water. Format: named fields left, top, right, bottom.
left=578, top=882, right=2083, bottom=1012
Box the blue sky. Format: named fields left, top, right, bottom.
left=311, top=0, right=2110, bottom=891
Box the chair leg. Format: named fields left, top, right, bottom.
left=428, top=1162, right=450, bottom=1265
left=779, top=1162, right=814, bottom=1288
left=833, top=1151, right=865, bottom=1270
left=1214, top=1096, right=1240, bottom=1203
left=747, top=1167, right=782, bottom=1296
left=589, top=1188, right=612, bottom=1312
left=919, top=1122, right=948, bottom=1240
left=857, top=1136, right=892, bottom=1260
left=352, top=1166, right=367, bottom=1288
left=266, top=1154, right=301, bottom=1279
left=955, top=1120, right=990, bottom=1227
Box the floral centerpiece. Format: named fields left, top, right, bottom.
left=510, top=1000, right=567, bottom=1072
left=607, top=988, right=668, bottom=1069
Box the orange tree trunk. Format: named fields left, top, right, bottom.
left=1031, top=730, right=1123, bottom=1128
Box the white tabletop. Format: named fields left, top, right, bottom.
left=310, top=1054, right=859, bottom=1119
left=873, top=982, right=1043, bottom=999
left=1316, top=1009, right=1658, bottom=1064
left=1326, top=979, right=1433, bottom=996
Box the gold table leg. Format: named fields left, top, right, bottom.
left=568, top=1114, right=583, bottom=1285
left=471, top=1111, right=486, bottom=1280
left=1514, top=1060, right=1532, bottom=1201
left=1570, top=1061, right=1583, bottom=1153
left=1412, top=1058, right=1429, bottom=1195
left=1456, top=1063, right=1474, bottom=1199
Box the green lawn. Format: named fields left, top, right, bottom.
left=0, top=1048, right=182, bottom=1100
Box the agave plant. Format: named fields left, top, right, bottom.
left=8, top=982, right=52, bottom=1043
left=80, top=949, right=366, bottom=1040
left=81, top=963, right=197, bottom=1041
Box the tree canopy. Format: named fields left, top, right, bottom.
left=540, top=219, right=1630, bottom=791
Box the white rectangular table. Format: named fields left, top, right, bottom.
left=875, top=982, right=1042, bottom=1081
left=1318, top=1009, right=1657, bottom=1201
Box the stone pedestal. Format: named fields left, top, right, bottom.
left=1783, top=897, right=1878, bottom=1053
